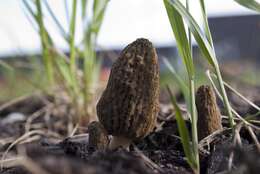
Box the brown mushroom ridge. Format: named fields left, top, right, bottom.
left=196, top=85, right=222, bottom=141
left=96, top=38, right=159, bottom=140
left=88, top=121, right=109, bottom=150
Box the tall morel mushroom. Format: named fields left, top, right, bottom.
left=97, top=38, right=159, bottom=149
left=196, top=85, right=223, bottom=141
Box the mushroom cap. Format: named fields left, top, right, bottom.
left=88, top=121, right=109, bottom=150
left=96, top=38, right=159, bottom=140
left=196, top=85, right=222, bottom=140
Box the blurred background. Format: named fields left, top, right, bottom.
left=0, top=0, right=260, bottom=100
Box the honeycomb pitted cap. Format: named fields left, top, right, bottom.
left=97, top=38, right=159, bottom=140
left=196, top=85, right=222, bottom=140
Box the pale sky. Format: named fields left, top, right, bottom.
left=0, top=0, right=257, bottom=57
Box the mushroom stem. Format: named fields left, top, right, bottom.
left=109, top=136, right=132, bottom=150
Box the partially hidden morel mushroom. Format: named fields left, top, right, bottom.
left=96, top=38, right=160, bottom=149
left=88, top=121, right=109, bottom=150
left=196, top=85, right=223, bottom=141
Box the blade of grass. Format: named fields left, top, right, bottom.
left=69, top=0, right=77, bottom=73
left=199, top=0, right=214, bottom=49
left=0, top=60, right=14, bottom=72
left=206, top=70, right=254, bottom=126
left=163, top=58, right=190, bottom=110
left=164, top=0, right=194, bottom=76
left=23, top=0, right=54, bottom=46
left=167, top=86, right=197, bottom=171
left=64, top=0, right=70, bottom=26
left=68, top=0, right=80, bottom=97
left=234, top=0, right=260, bottom=12
left=163, top=0, right=195, bottom=118
left=81, top=0, right=88, bottom=19
left=54, top=54, right=76, bottom=95
left=91, top=0, right=108, bottom=33
left=22, top=0, right=37, bottom=19
left=22, top=5, right=38, bottom=33
left=83, top=0, right=108, bottom=103
left=35, top=0, right=54, bottom=84
left=209, top=72, right=260, bottom=112
left=42, top=0, right=68, bottom=41
left=166, top=0, right=216, bottom=66
left=186, top=0, right=192, bottom=54
left=164, top=0, right=199, bottom=172
left=55, top=59, right=73, bottom=86
left=184, top=3, right=199, bottom=165
left=186, top=0, right=193, bottom=125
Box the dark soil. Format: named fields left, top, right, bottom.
left=0, top=89, right=259, bottom=174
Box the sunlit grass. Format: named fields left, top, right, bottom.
left=21, top=0, right=109, bottom=124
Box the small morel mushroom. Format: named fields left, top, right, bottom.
left=88, top=121, right=109, bottom=150
left=196, top=85, right=223, bottom=141
left=97, top=38, right=159, bottom=149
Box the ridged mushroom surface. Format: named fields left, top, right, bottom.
left=97, top=38, right=159, bottom=140
left=196, top=85, right=222, bottom=140
left=88, top=121, right=109, bottom=150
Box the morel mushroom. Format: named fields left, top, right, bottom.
left=88, top=121, right=109, bottom=150
left=196, top=85, right=222, bottom=140
left=97, top=38, right=159, bottom=149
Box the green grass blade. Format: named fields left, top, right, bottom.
left=164, top=1, right=199, bottom=172
left=35, top=0, right=54, bottom=84
left=92, top=0, right=109, bottom=33
left=83, top=0, right=108, bottom=103
left=199, top=0, right=214, bottom=49
left=185, top=1, right=199, bottom=168
left=83, top=0, right=108, bottom=45
left=67, top=0, right=80, bottom=97
left=167, top=86, right=197, bottom=170
left=22, top=0, right=37, bottom=19
left=210, top=72, right=260, bottom=112
left=163, top=0, right=194, bottom=77
left=234, top=0, right=260, bottom=12
left=186, top=0, right=192, bottom=54
left=91, top=57, right=102, bottom=92
left=64, top=0, right=70, bottom=25
left=23, top=0, right=53, bottom=45
left=22, top=6, right=38, bottom=33
left=0, top=60, right=14, bottom=72
left=69, top=0, right=77, bottom=73
left=163, top=58, right=190, bottom=108
left=166, top=0, right=216, bottom=66
left=22, top=0, right=55, bottom=84
left=81, top=0, right=88, bottom=19
left=51, top=49, right=80, bottom=98
left=42, top=0, right=68, bottom=40
left=206, top=70, right=253, bottom=126
left=55, top=57, right=74, bottom=88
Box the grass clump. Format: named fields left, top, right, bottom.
left=22, top=0, right=109, bottom=124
